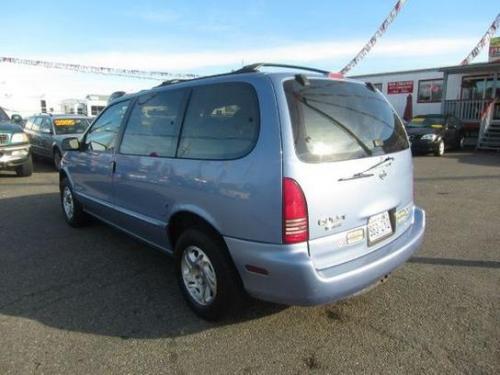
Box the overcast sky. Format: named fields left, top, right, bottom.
left=0, top=0, right=498, bottom=115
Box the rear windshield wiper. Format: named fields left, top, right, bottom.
left=293, top=93, right=373, bottom=157
left=338, top=156, right=394, bottom=182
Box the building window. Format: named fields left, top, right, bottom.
left=373, top=83, right=383, bottom=91
left=417, top=79, right=443, bottom=103
left=91, top=106, right=105, bottom=116
left=461, top=76, right=495, bottom=100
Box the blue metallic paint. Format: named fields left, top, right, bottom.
left=61, top=71, right=426, bottom=306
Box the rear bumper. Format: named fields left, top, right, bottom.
left=225, top=207, right=425, bottom=305
left=0, top=145, right=31, bottom=169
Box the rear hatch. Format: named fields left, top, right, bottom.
left=282, top=77, right=414, bottom=270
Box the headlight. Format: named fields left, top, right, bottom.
left=421, top=134, right=438, bottom=141
left=11, top=132, right=29, bottom=144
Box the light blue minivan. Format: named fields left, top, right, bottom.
left=60, top=63, right=425, bottom=320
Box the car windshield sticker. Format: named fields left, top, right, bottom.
left=54, top=119, right=76, bottom=126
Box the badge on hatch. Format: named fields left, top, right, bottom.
left=378, top=169, right=388, bottom=180
left=318, top=215, right=345, bottom=231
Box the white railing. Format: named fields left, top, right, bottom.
left=443, top=99, right=488, bottom=122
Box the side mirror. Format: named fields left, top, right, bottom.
left=41, top=127, right=52, bottom=134
left=62, top=137, right=80, bottom=151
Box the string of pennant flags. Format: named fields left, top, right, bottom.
left=0, top=0, right=409, bottom=79
left=340, top=0, right=408, bottom=75
left=460, top=13, right=500, bottom=65
left=0, top=56, right=198, bottom=81
left=0, top=4, right=498, bottom=80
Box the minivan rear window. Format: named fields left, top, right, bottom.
left=284, top=79, right=409, bottom=163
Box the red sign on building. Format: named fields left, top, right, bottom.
left=387, top=81, right=414, bottom=94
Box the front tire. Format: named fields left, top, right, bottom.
left=434, top=139, right=445, bottom=157
left=60, top=178, right=88, bottom=227
left=15, top=156, right=33, bottom=177
left=175, top=229, right=244, bottom=321
left=457, top=134, right=465, bottom=150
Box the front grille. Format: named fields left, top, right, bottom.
left=0, top=133, right=9, bottom=145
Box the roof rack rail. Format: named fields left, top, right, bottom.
left=235, top=63, right=330, bottom=75
left=156, top=79, right=190, bottom=87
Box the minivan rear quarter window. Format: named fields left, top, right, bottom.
left=177, top=82, right=260, bottom=160
left=284, top=79, right=409, bottom=163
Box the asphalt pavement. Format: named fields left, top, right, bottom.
left=0, top=151, right=499, bottom=374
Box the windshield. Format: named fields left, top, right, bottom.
left=53, top=118, right=90, bottom=135
left=407, top=116, right=445, bottom=128
left=0, top=107, right=9, bottom=122
left=284, top=79, right=408, bottom=163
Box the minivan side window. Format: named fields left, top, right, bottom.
left=177, top=82, right=259, bottom=160
left=120, top=90, right=186, bottom=157
left=85, top=100, right=130, bottom=152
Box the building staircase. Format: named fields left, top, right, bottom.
left=477, top=120, right=500, bottom=151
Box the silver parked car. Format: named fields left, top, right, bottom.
left=24, top=114, right=91, bottom=170
left=59, top=63, right=425, bottom=320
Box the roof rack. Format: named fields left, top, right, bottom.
left=235, top=63, right=330, bottom=75
left=156, top=79, right=190, bottom=87
left=151, top=63, right=342, bottom=90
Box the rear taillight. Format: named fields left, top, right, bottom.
left=283, top=178, right=308, bottom=244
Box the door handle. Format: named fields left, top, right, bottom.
left=111, top=160, right=116, bottom=174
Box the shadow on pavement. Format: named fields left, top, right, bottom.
left=409, top=256, right=500, bottom=269
left=443, top=150, right=500, bottom=167
left=0, top=158, right=55, bottom=178
left=415, top=175, right=500, bottom=182
left=33, top=157, right=57, bottom=173
left=0, top=193, right=285, bottom=339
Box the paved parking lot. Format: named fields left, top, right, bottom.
left=0, top=151, right=499, bottom=374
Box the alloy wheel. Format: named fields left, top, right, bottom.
left=62, top=186, right=74, bottom=220
left=181, top=246, right=217, bottom=306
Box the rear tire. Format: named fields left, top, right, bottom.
left=53, top=149, right=62, bottom=171
left=434, top=139, right=445, bottom=157
left=60, top=178, right=88, bottom=227
left=15, top=156, right=33, bottom=177
left=175, top=228, right=244, bottom=321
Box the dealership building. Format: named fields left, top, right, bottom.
left=60, top=94, right=108, bottom=117
left=351, top=59, right=500, bottom=150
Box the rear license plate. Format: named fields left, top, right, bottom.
left=368, top=211, right=393, bottom=244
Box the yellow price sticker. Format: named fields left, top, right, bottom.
left=54, top=119, right=76, bottom=126
left=431, top=124, right=444, bottom=129
left=411, top=118, right=424, bottom=123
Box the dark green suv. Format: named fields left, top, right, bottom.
left=0, top=107, right=33, bottom=177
